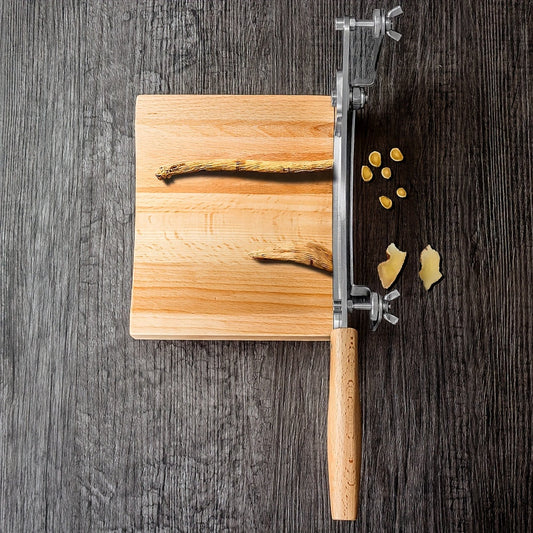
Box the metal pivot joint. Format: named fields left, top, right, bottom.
left=331, top=7, right=403, bottom=331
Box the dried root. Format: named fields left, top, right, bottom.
left=156, top=159, right=334, bottom=180
left=249, top=242, right=332, bottom=272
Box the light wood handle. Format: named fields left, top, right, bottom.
left=327, top=327, right=361, bottom=520
left=155, top=159, right=333, bottom=179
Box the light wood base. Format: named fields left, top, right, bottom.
left=130, top=95, right=334, bottom=340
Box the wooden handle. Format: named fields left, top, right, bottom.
left=155, top=159, right=333, bottom=179
left=327, top=327, right=361, bottom=520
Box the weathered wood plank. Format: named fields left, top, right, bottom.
left=0, top=0, right=531, bottom=531
left=0, top=0, right=85, bottom=531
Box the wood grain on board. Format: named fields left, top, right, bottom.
left=131, top=95, right=334, bottom=340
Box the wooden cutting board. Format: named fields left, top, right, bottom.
left=130, top=95, right=333, bottom=340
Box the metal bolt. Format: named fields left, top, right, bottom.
left=351, top=88, right=367, bottom=109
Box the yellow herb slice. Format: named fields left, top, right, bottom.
left=419, top=245, right=443, bottom=290
left=379, top=195, right=393, bottom=209
left=369, top=151, right=382, bottom=167
left=378, top=243, right=407, bottom=289
left=390, top=147, right=404, bottom=162
left=361, top=165, right=373, bottom=181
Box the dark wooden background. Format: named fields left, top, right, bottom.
left=1, top=1, right=531, bottom=531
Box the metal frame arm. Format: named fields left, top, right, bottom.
left=331, top=7, right=403, bottom=331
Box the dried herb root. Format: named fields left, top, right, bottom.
left=249, top=242, right=333, bottom=272
left=156, top=159, right=334, bottom=180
